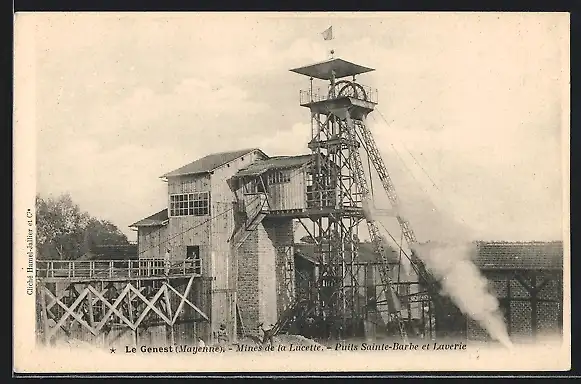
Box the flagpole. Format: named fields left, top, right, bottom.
left=331, top=26, right=335, bottom=58
left=321, top=26, right=336, bottom=96
left=322, top=26, right=334, bottom=59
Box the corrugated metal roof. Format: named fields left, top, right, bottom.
left=474, top=241, right=563, bottom=270
left=129, top=208, right=168, bottom=228
left=234, top=154, right=313, bottom=177
left=162, top=148, right=267, bottom=178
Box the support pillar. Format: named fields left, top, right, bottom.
left=39, top=283, right=50, bottom=345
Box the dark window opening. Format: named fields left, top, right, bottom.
left=248, top=177, right=266, bottom=194
left=186, top=245, right=202, bottom=275
left=267, top=170, right=291, bottom=184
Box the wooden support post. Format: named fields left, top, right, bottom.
left=87, top=284, right=95, bottom=326
left=164, top=283, right=175, bottom=346
left=127, top=283, right=138, bottom=346
left=39, top=283, right=50, bottom=345
left=101, top=281, right=106, bottom=345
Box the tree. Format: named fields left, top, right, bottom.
left=36, top=193, right=129, bottom=260
left=83, top=218, right=129, bottom=251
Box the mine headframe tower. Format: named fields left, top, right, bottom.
left=290, top=58, right=407, bottom=340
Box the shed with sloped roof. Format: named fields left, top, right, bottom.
left=233, top=154, right=314, bottom=212
left=458, top=241, right=563, bottom=343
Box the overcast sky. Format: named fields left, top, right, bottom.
left=25, top=12, right=568, bottom=243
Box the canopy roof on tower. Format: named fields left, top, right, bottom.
left=290, top=58, right=375, bottom=80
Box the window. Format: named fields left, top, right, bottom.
left=186, top=245, right=199, bottom=259
left=247, top=178, right=266, bottom=194
left=267, top=170, right=291, bottom=184
left=186, top=245, right=202, bottom=275
left=170, top=192, right=210, bottom=216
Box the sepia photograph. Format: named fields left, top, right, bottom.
left=13, top=12, right=570, bottom=373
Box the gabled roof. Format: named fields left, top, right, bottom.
left=234, top=154, right=313, bottom=178
left=129, top=208, right=168, bottom=228
left=474, top=241, right=563, bottom=270
left=161, top=148, right=267, bottom=178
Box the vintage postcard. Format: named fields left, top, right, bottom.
left=13, top=12, right=570, bottom=374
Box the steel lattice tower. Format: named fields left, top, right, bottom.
left=291, top=58, right=381, bottom=338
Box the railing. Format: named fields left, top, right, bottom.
left=306, top=185, right=337, bottom=208
left=299, top=83, right=378, bottom=105
left=36, top=259, right=202, bottom=280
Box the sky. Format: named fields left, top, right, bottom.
left=23, top=12, right=569, bottom=243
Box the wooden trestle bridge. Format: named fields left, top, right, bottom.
left=36, top=259, right=210, bottom=347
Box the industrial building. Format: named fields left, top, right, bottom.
left=467, top=241, right=563, bottom=342
left=128, top=149, right=564, bottom=344
left=129, top=148, right=420, bottom=342
left=35, top=56, right=564, bottom=348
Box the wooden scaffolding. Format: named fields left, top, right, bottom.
left=36, top=259, right=210, bottom=347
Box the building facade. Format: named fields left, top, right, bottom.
left=466, top=241, right=564, bottom=343
left=130, top=149, right=316, bottom=340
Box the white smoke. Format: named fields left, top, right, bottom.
left=362, top=189, right=512, bottom=348
left=362, top=200, right=414, bottom=275
left=413, top=241, right=513, bottom=349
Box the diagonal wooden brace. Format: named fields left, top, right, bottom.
left=166, top=281, right=209, bottom=322
left=94, top=284, right=133, bottom=331
left=170, top=276, right=195, bottom=324
left=132, top=284, right=172, bottom=327
left=45, top=287, right=97, bottom=340
left=88, top=284, right=136, bottom=331
left=46, top=283, right=75, bottom=312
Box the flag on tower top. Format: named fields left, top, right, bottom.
left=322, top=26, right=333, bottom=41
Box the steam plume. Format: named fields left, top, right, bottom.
left=413, top=241, right=513, bottom=349
left=362, top=200, right=414, bottom=274
left=362, top=186, right=512, bottom=347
